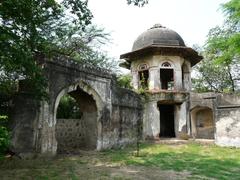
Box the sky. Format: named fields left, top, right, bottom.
left=88, top=0, right=228, bottom=64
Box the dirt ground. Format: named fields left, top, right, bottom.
left=0, top=150, right=194, bottom=180
left=1, top=141, right=237, bottom=180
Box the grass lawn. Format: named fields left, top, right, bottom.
left=0, top=142, right=239, bottom=179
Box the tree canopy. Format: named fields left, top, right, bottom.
left=0, top=0, right=95, bottom=99
left=192, top=0, right=240, bottom=93
left=0, top=0, right=148, bottom=100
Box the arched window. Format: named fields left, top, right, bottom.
left=162, top=62, right=171, bottom=68
left=138, top=63, right=149, bottom=89
left=160, top=62, right=174, bottom=90
left=138, top=63, right=148, bottom=71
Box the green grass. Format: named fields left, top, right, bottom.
left=104, top=143, right=240, bottom=179
left=0, top=142, right=239, bottom=179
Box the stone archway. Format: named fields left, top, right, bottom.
left=191, top=106, right=214, bottom=139
left=54, top=81, right=104, bottom=153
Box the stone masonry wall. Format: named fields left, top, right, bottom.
left=100, top=83, right=142, bottom=148
left=10, top=93, right=40, bottom=155
left=195, top=109, right=214, bottom=139
left=215, top=94, right=240, bottom=147
left=56, top=119, right=86, bottom=153
left=10, top=57, right=143, bottom=156
left=215, top=108, right=240, bottom=147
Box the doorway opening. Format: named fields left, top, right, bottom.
left=56, top=86, right=98, bottom=153
left=191, top=107, right=214, bottom=139
left=160, top=69, right=174, bottom=90
left=158, top=104, right=175, bottom=138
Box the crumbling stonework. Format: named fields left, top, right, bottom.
left=10, top=24, right=240, bottom=158
left=215, top=95, right=240, bottom=147
left=190, top=93, right=240, bottom=147
left=120, top=25, right=200, bottom=140
left=56, top=118, right=97, bottom=153
left=119, top=24, right=240, bottom=148
left=10, top=57, right=142, bottom=157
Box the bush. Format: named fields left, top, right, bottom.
left=57, top=95, right=82, bottom=119
left=117, top=74, right=132, bottom=89
left=0, top=116, right=10, bottom=154
left=179, top=132, right=190, bottom=140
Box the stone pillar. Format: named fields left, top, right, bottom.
left=183, top=61, right=191, bottom=91
left=38, top=101, right=57, bottom=156
left=132, top=71, right=139, bottom=90
left=178, top=102, right=187, bottom=135
left=143, top=101, right=160, bottom=139
left=149, top=67, right=160, bottom=90
left=174, top=69, right=182, bottom=90
left=183, top=72, right=190, bottom=91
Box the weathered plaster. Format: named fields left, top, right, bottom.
left=10, top=58, right=143, bottom=157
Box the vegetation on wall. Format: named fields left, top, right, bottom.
left=0, top=116, right=10, bottom=155
left=57, top=94, right=82, bottom=119
left=117, top=74, right=133, bottom=89
left=0, top=0, right=147, bottom=154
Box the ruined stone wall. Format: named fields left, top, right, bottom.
left=10, top=57, right=143, bottom=156
left=215, top=94, right=240, bottom=147
left=190, top=92, right=215, bottom=110
left=10, top=93, right=40, bottom=155
left=103, top=84, right=142, bottom=148
left=38, top=57, right=112, bottom=154
left=56, top=116, right=97, bottom=153
left=194, top=109, right=214, bottom=139
left=191, top=93, right=240, bottom=146
left=56, top=119, right=85, bottom=153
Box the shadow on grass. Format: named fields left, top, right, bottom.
left=0, top=143, right=239, bottom=180
left=105, top=144, right=240, bottom=180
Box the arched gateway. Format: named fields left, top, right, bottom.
left=10, top=57, right=142, bottom=156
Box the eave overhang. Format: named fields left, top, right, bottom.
left=120, top=45, right=203, bottom=67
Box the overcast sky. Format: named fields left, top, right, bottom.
left=88, top=0, right=228, bottom=61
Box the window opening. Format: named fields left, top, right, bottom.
left=138, top=63, right=148, bottom=71
left=139, top=70, right=149, bottom=89
left=160, top=69, right=174, bottom=90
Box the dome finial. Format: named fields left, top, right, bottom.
left=150, top=24, right=166, bottom=29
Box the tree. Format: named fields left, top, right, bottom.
left=206, top=0, right=240, bottom=64
left=192, top=0, right=240, bottom=93
left=127, top=0, right=148, bottom=7
left=192, top=52, right=239, bottom=93
left=57, top=94, right=82, bottom=119
left=0, top=0, right=148, bottom=100
left=0, top=0, right=94, bottom=99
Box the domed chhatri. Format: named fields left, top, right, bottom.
left=119, top=24, right=203, bottom=140
left=120, top=24, right=202, bottom=67
left=132, top=24, right=185, bottom=51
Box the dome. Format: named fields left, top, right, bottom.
left=132, top=24, right=185, bottom=51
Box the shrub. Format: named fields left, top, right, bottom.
left=57, top=95, right=82, bottom=119
left=179, top=132, right=190, bottom=140
left=117, top=74, right=132, bottom=89
left=0, top=116, right=10, bottom=154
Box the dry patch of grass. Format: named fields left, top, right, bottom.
left=0, top=142, right=239, bottom=179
